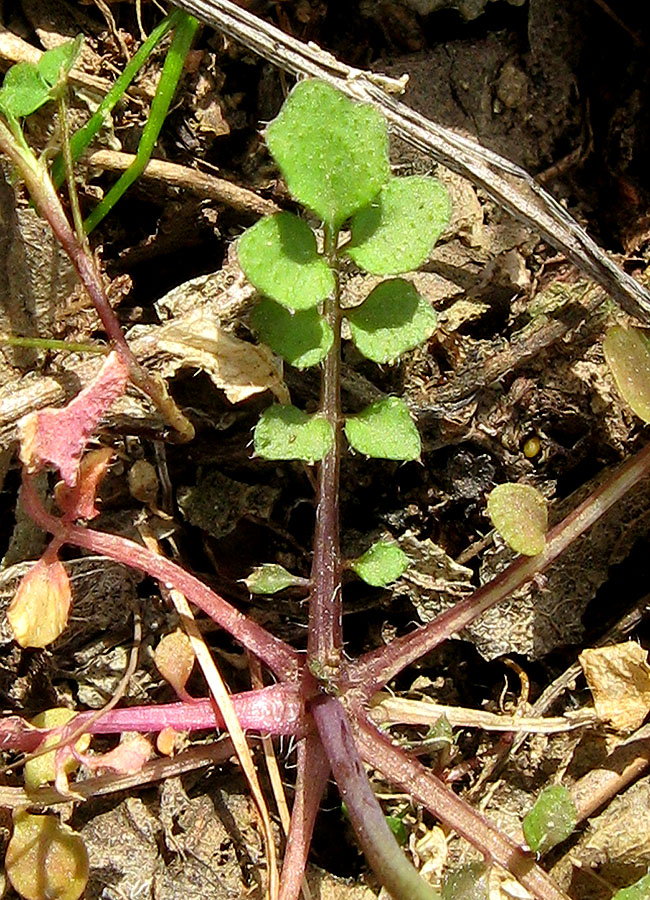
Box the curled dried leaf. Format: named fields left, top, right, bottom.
left=8, top=556, right=72, bottom=648
left=579, top=642, right=650, bottom=732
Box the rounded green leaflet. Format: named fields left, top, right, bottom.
left=344, top=397, right=421, bottom=461
left=350, top=541, right=409, bottom=587
left=522, top=785, right=577, bottom=855
left=238, top=212, right=335, bottom=310
left=603, top=325, right=650, bottom=423
left=347, top=176, right=451, bottom=275
left=266, top=80, right=391, bottom=230
left=0, top=63, right=51, bottom=118
left=245, top=564, right=303, bottom=595
left=252, top=298, right=333, bottom=369
left=346, top=278, right=436, bottom=364
left=254, top=404, right=333, bottom=463
left=486, top=483, right=547, bottom=556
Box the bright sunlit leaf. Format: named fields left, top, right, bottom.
left=350, top=541, right=409, bottom=587
left=486, top=483, right=548, bottom=556
left=6, top=811, right=89, bottom=900
left=245, top=563, right=304, bottom=594
left=252, top=298, right=333, bottom=368
left=8, top=556, right=72, bottom=648
left=347, top=176, right=450, bottom=275
left=603, top=325, right=650, bottom=423
left=254, top=404, right=334, bottom=463
left=238, top=212, right=334, bottom=310
left=346, top=278, right=436, bottom=363
left=266, top=80, right=390, bottom=229
left=0, top=37, right=82, bottom=119
left=344, top=397, right=421, bottom=460
left=522, top=785, right=577, bottom=855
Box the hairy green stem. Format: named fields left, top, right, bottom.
left=307, top=225, right=343, bottom=668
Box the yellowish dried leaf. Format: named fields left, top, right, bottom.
left=6, top=811, right=89, bottom=900
left=154, top=628, right=195, bottom=699
left=158, top=311, right=289, bottom=403
left=579, top=642, right=650, bottom=731
left=8, top=557, right=72, bottom=648
left=157, top=726, right=182, bottom=756
left=25, top=708, right=90, bottom=792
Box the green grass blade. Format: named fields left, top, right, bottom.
left=83, top=11, right=199, bottom=233
left=51, top=9, right=182, bottom=188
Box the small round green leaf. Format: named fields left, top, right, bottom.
left=603, top=325, right=650, bottom=423
left=612, top=873, right=650, bottom=900
left=346, top=278, right=436, bottom=363
left=38, top=36, right=83, bottom=89
left=238, top=212, right=335, bottom=310
left=350, top=541, right=409, bottom=587
left=344, top=397, right=421, bottom=460
left=252, top=298, right=333, bottom=369
left=254, top=405, right=333, bottom=463
left=486, top=483, right=547, bottom=556
left=523, top=785, right=577, bottom=855
left=0, top=62, right=51, bottom=118
left=266, top=80, right=390, bottom=230
left=347, top=176, right=451, bottom=275
left=245, top=564, right=304, bottom=595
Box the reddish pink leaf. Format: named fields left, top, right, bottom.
left=19, top=352, right=129, bottom=487
left=73, top=733, right=152, bottom=775
left=55, top=446, right=114, bottom=521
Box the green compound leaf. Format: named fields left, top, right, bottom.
left=0, top=37, right=82, bottom=118
left=603, top=325, right=650, bottom=423
left=238, top=212, right=334, bottom=310
left=442, top=863, right=489, bottom=900
left=346, top=278, right=436, bottom=364
left=350, top=541, right=409, bottom=587
left=344, top=397, right=421, bottom=460
left=252, top=298, right=333, bottom=369
left=523, top=785, right=577, bottom=855
left=347, top=176, right=451, bottom=275
left=244, top=564, right=304, bottom=595
left=612, top=873, right=650, bottom=900
left=486, top=483, right=548, bottom=556
left=254, top=405, right=333, bottom=463
left=266, top=80, right=390, bottom=230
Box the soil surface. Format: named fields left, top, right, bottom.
left=1, top=1, right=650, bottom=898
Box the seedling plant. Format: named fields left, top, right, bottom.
left=3, top=44, right=650, bottom=900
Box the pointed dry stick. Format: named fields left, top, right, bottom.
left=169, top=0, right=650, bottom=323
